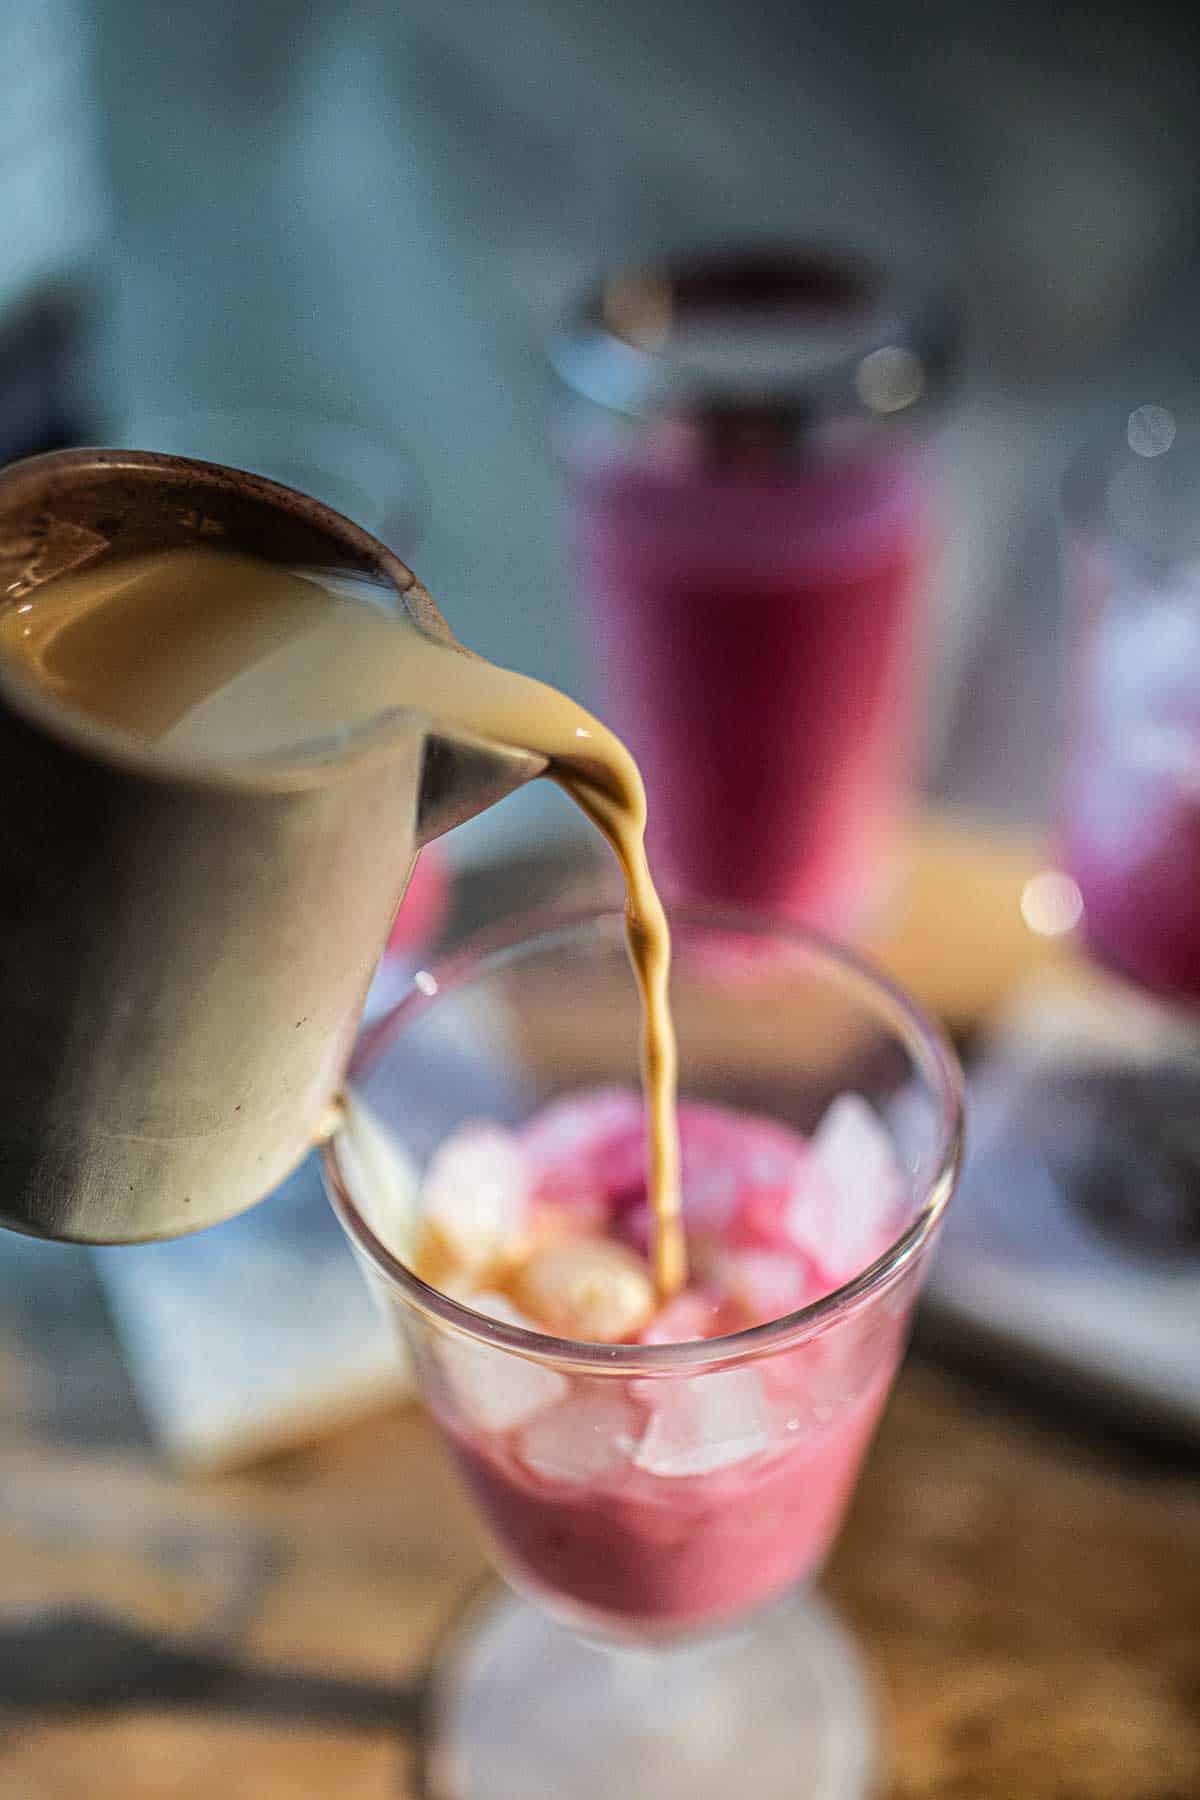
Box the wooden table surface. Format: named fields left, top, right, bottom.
left=1, top=1367, right=1197, bottom=1800
left=1, top=817, right=1198, bottom=1798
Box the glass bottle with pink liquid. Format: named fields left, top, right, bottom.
left=552, top=248, right=958, bottom=933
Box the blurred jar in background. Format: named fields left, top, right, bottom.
left=1060, top=408, right=1200, bottom=1004
left=553, top=247, right=958, bottom=933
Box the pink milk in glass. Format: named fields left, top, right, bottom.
left=426, top=1088, right=911, bottom=1637
left=449, top=1385, right=888, bottom=1633
left=555, top=248, right=955, bottom=933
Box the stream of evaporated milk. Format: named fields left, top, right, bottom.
left=0, top=544, right=687, bottom=1298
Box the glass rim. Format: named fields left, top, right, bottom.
left=322, top=902, right=966, bottom=1374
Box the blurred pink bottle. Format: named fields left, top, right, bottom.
left=555, top=248, right=956, bottom=933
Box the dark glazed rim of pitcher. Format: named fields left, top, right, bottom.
left=0, top=447, right=466, bottom=796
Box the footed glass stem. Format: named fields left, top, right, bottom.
left=424, top=1586, right=877, bottom=1800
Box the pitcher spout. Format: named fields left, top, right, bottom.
left=417, top=726, right=546, bottom=845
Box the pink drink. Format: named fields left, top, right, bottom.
left=572, top=445, right=930, bottom=929
left=423, top=1090, right=909, bottom=1637
left=450, top=1379, right=886, bottom=1633
left=1059, top=515, right=1200, bottom=1002
left=1063, top=746, right=1200, bottom=1003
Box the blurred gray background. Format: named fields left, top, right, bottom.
left=7, top=0, right=1200, bottom=860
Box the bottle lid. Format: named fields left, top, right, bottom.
left=551, top=244, right=959, bottom=459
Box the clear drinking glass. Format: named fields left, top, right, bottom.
left=323, top=907, right=963, bottom=1800
left=1060, top=408, right=1200, bottom=1003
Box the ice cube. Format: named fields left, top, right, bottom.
left=634, top=1367, right=771, bottom=1477
left=463, top=1288, right=531, bottom=1324
left=422, top=1124, right=530, bottom=1274
left=728, top=1178, right=802, bottom=1252
left=529, top=1170, right=612, bottom=1242
left=784, top=1095, right=901, bottom=1283
left=440, top=1291, right=567, bottom=1432
left=336, top=1090, right=420, bottom=1256
left=639, top=1290, right=729, bottom=1345
left=516, top=1389, right=639, bottom=1485
left=680, top=1104, right=809, bottom=1246
left=709, top=1248, right=816, bottom=1327
left=681, top=1164, right=740, bottom=1239
left=520, top=1088, right=643, bottom=1175
left=680, top=1100, right=803, bottom=1161
left=511, top=1240, right=655, bottom=1343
